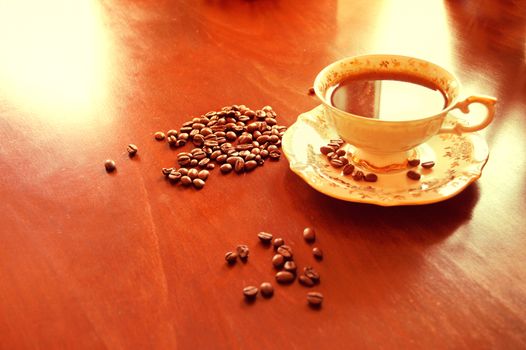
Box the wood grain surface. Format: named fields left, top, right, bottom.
left=1, top=0, right=525, bottom=349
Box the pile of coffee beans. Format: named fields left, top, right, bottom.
left=226, top=227, right=324, bottom=308
left=321, top=140, right=437, bottom=182
left=159, top=105, right=287, bottom=189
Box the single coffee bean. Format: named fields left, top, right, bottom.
left=162, top=167, right=173, bottom=176
left=352, top=170, right=364, bottom=181
left=167, top=135, right=178, bottom=147
left=234, top=159, right=245, bottom=174
left=198, top=170, right=209, bottom=180
left=245, top=160, right=258, bottom=171
left=193, top=178, right=205, bottom=189
left=339, top=156, right=349, bottom=165
left=259, top=282, right=274, bottom=298
left=180, top=176, right=192, bottom=186
left=198, top=158, right=210, bottom=168
left=299, top=275, right=315, bottom=287
left=364, top=173, right=378, bottom=182
left=330, top=159, right=344, bottom=168
left=225, top=251, right=237, bottom=264
left=154, top=131, right=165, bottom=140
left=167, top=129, right=178, bottom=137
left=306, top=292, right=323, bottom=307
left=421, top=161, right=435, bottom=169
left=275, top=271, right=295, bottom=284
left=127, top=144, right=138, bottom=157
left=284, top=261, right=297, bottom=273
left=216, top=154, right=228, bottom=163
left=206, top=163, right=215, bottom=170
left=175, top=139, right=186, bottom=147
left=273, top=238, right=285, bottom=249
left=269, top=150, right=281, bottom=160
left=342, top=163, right=355, bottom=175
left=168, top=171, right=182, bottom=183
left=336, top=149, right=346, bottom=157
left=408, top=158, right=421, bottom=167
left=304, top=266, right=320, bottom=283
left=312, top=247, right=323, bottom=260
left=179, top=168, right=189, bottom=176
left=188, top=168, right=199, bottom=179
left=220, top=163, right=233, bottom=174
left=243, top=286, right=258, bottom=299
left=277, top=245, right=293, bottom=259
left=407, top=170, right=421, bottom=180
left=189, top=159, right=199, bottom=167
left=257, top=232, right=273, bottom=244
left=272, top=254, right=285, bottom=268
left=104, top=159, right=116, bottom=172
left=236, top=245, right=249, bottom=260
left=303, top=227, right=316, bottom=243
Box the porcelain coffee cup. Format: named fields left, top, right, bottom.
left=313, top=54, right=496, bottom=171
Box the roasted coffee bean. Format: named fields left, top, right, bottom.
left=210, top=150, right=222, bottom=160
left=198, top=158, right=210, bottom=168
left=167, top=129, right=178, bottom=137
left=272, top=254, right=285, bottom=268
left=192, top=122, right=205, bottom=130
left=273, top=238, right=285, bottom=249
left=267, top=145, right=279, bottom=152
left=353, top=170, right=364, bottom=181
left=275, top=271, right=295, bottom=284
left=154, top=131, right=165, bottom=141
left=269, top=151, right=281, bottom=160
left=236, top=245, right=249, bottom=260
left=339, top=156, right=349, bottom=165
left=227, top=156, right=242, bottom=166
left=167, top=135, right=178, bottom=147
left=421, top=161, right=435, bottom=169
left=178, top=155, right=191, bottom=166
left=206, top=163, right=215, bottom=170
left=180, top=176, right=192, bottom=186
left=257, top=135, right=270, bottom=144
left=189, top=159, right=199, bottom=167
left=225, top=251, right=237, bottom=264
left=257, top=232, right=273, bottom=244
left=299, top=275, right=315, bottom=287
left=216, top=154, right=228, bottom=164
left=200, top=127, right=213, bottom=136
left=260, top=282, right=274, bottom=298
left=407, top=170, right=421, bottom=180
left=364, top=173, right=378, bottom=182
left=306, top=292, right=323, bottom=307
left=312, top=247, right=323, bottom=260
left=336, top=149, right=346, bottom=157
left=243, top=286, right=258, bottom=299
left=127, top=144, right=138, bottom=156
left=192, top=149, right=207, bottom=160
left=188, top=168, right=199, bottom=179
left=162, top=167, right=173, bottom=176
left=308, top=87, right=315, bottom=95
left=284, top=261, right=297, bottom=273
left=327, top=152, right=336, bottom=159
left=104, top=159, right=116, bottom=172
left=180, top=126, right=192, bottom=134
left=192, top=134, right=205, bottom=146
left=260, top=150, right=269, bottom=159
left=193, top=178, right=205, bottom=189
left=245, top=160, right=258, bottom=171
left=168, top=171, right=182, bottom=183
left=330, top=159, right=344, bottom=168
left=220, top=163, right=233, bottom=174
left=277, top=245, right=293, bottom=259
left=198, top=170, right=209, bottom=180
left=178, top=133, right=189, bottom=141
left=179, top=168, right=189, bottom=176
left=304, top=266, right=320, bottom=282
left=175, top=139, right=186, bottom=147
left=303, top=227, right=316, bottom=243
left=234, top=159, right=245, bottom=174
left=408, top=158, right=421, bottom=167
left=342, top=163, right=355, bottom=175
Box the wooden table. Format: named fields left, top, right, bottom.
left=1, top=1, right=525, bottom=348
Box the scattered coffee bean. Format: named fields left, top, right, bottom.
left=193, top=178, right=205, bottom=189
left=198, top=170, right=209, bottom=180
left=245, top=160, right=258, bottom=171
left=273, top=238, right=285, bottom=249
left=168, top=171, right=182, bottom=183
left=272, top=254, right=285, bottom=269
left=167, top=129, right=178, bottom=137
left=308, top=87, right=315, bottom=95
left=299, top=275, right=315, bottom=287
left=154, top=131, right=165, bottom=140
left=421, top=161, right=435, bottom=169
left=320, top=146, right=334, bottom=155
left=352, top=170, right=364, bottom=181
left=188, top=168, right=199, bottom=179
left=275, top=271, right=295, bottom=284
left=342, top=163, right=355, bottom=175
left=312, top=247, right=323, bottom=260
left=180, top=176, right=192, bottom=186
left=220, top=163, right=233, bottom=174
left=257, top=232, right=273, bottom=244
left=225, top=251, right=237, bottom=264
left=260, top=282, right=274, bottom=298
left=277, top=245, right=293, bottom=259
left=303, top=227, right=316, bottom=243
left=243, top=286, right=258, bottom=300
left=306, top=292, right=323, bottom=307
left=236, top=245, right=250, bottom=260
left=104, top=159, right=116, bottom=172
left=407, top=170, right=421, bottom=180
left=364, top=173, right=378, bottom=182
left=408, top=158, right=421, bottom=167
left=304, top=266, right=320, bottom=283
left=330, top=158, right=344, bottom=168
left=284, top=261, right=297, bottom=273
left=126, top=144, right=138, bottom=157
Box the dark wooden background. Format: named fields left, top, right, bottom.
left=1, top=0, right=525, bottom=348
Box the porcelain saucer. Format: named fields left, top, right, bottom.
left=282, top=105, right=490, bottom=206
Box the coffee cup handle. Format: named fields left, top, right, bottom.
left=439, top=95, right=497, bottom=134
